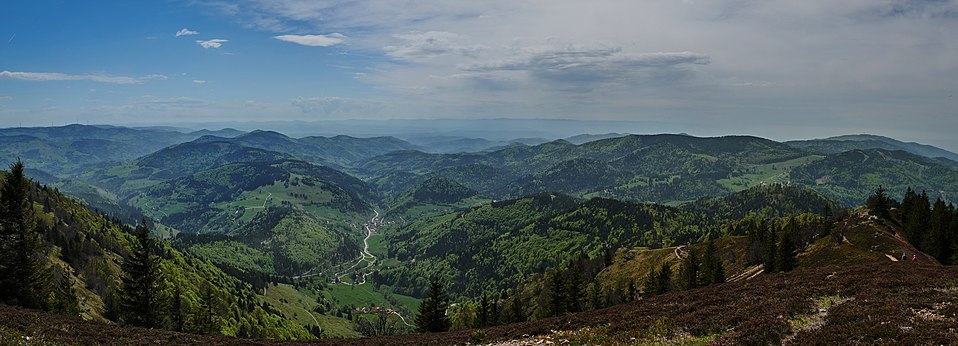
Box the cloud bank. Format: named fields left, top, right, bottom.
left=274, top=33, right=345, bottom=47
left=0, top=71, right=168, bottom=84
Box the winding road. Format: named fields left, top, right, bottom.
left=333, top=210, right=380, bottom=285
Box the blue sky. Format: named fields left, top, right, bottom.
left=1, top=1, right=957, bottom=149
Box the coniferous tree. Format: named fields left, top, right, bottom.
left=197, top=282, right=221, bottom=334
left=564, top=264, right=582, bottom=312
left=702, top=240, right=726, bottom=285
left=119, top=222, right=159, bottom=327
left=677, top=248, right=700, bottom=290
left=50, top=270, right=79, bottom=316
left=169, top=282, right=185, bottom=332
left=925, top=199, right=951, bottom=262
left=490, top=293, right=501, bottom=326
left=547, top=269, right=566, bottom=316
left=0, top=159, right=52, bottom=310
left=902, top=189, right=931, bottom=247
left=776, top=232, right=798, bottom=272
left=508, top=294, right=525, bottom=323
left=474, top=293, right=490, bottom=328
left=866, top=185, right=892, bottom=219
left=415, top=277, right=451, bottom=333
left=588, top=281, right=605, bottom=309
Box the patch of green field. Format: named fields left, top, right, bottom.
left=366, top=234, right=387, bottom=257
left=325, top=283, right=421, bottom=316
left=261, top=283, right=360, bottom=339
left=717, top=155, right=824, bottom=192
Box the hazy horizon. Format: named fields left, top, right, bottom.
left=2, top=1, right=957, bottom=150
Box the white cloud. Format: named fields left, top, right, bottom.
left=149, top=0, right=958, bottom=146
left=273, top=33, right=346, bottom=47
left=384, top=31, right=484, bottom=61
left=291, top=96, right=381, bottom=115
left=0, top=70, right=168, bottom=84
left=196, top=39, right=228, bottom=49
left=193, top=79, right=207, bottom=84
left=175, top=28, right=199, bottom=37
left=0, top=96, right=11, bottom=102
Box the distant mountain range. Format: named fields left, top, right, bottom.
left=786, top=134, right=958, bottom=162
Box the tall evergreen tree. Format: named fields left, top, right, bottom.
left=902, top=189, right=931, bottom=247
left=702, top=240, right=726, bottom=285
left=415, top=277, right=451, bottom=333
left=925, top=199, right=951, bottom=262
left=588, top=281, right=605, bottom=309
left=509, top=294, right=525, bottom=323
left=564, top=264, right=583, bottom=312
left=677, top=248, right=700, bottom=290
left=866, top=185, right=892, bottom=219
left=776, top=232, right=798, bottom=272
left=547, top=269, right=566, bottom=316
left=169, top=282, right=185, bottom=332
left=50, top=270, right=79, bottom=316
left=474, top=293, right=490, bottom=328
left=197, top=282, right=221, bottom=334
left=0, top=159, right=51, bottom=309
left=119, top=221, right=160, bottom=327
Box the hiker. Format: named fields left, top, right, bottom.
left=901, top=252, right=907, bottom=261
left=912, top=254, right=918, bottom=261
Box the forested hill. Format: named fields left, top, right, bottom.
left=0, top=163, right=312, bottom=339
left=376, top=185, right=839, bottom=298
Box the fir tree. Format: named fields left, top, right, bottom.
left=169, top=282, right=185, bottom=332
left=509, top=294, right=525, bottom=323
left=564, top=264, right=583, bottom=312
left=50, top=270, right=79, bottom=316
left=677, top=248, right=700, bottom=290
left=588, top=281, right=605, bottom=309
left=0, top=159, right=52, bottom=310
left=702, top=240, right=726, bottom=285
left=474, top=293, right=490, bottom=328
left=415, top=277, right=451, bottom=333
left=547, top=269, right=566, bottom=316
left=925, top=199, right=951, bottom=262
left=197, top=282, right=221, bottom=334
left=776, top=232, right=798, bottom=272
left=119, top=222, right=159, bottom=327
left=866, top=185, right=892, bottom=219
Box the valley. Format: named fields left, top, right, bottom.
left=1, top=124, right=958, bottom=344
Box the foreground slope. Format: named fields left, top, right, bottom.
left=4, top=263, right=955, bottom=345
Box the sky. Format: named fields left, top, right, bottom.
left=1, top=0, right=957, bottom=149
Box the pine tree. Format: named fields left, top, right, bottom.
left=588, top=281, right=605, bottom=309
left=547, top=269, right=566, bottom=316
left=509, top=294, right=525, bottom=323
left=169, top=282, right=185, bottom=332
left=776, top=232, right=798, bottom=272
left=902, top=189, right=931, bottom=247
left=50, top=270, right=79, bottom=316
left=564, top=264, right=582, bottom=312
left=677, top=248, right=700, bottom=290
left=197, top=282, right=221, bottom=334
left=702, top=240, right=726, bottom=285
left=866, top=185, right=892, bottom=219
left=0, top=159, right=52, bottom=309
left=644, top=262, right=673, bottom=296
left=415, top=277, right=451, bottom=333
left=119, top=222, right=160, bottom=327
left=474, top=293, right=490, bottom=328
left=925, top=199, right=951, bottom=262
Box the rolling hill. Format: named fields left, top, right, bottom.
left=787, top=134, right=958, bottom=162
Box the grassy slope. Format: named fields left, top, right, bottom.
left=4, top=262, right=956, bottom=345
